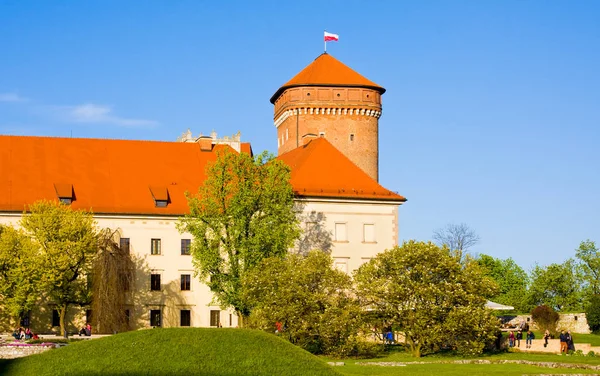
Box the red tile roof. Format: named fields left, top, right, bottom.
left=278, top=138, right=405, bottom=202
left=270, top=53, right=386, bottom=103
left=0, top=135, right=404, bottom=215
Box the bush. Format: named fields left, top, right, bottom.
left=531, top=305, right=559, bottom=335
left=587, top=351, right=596, bottom=357
left=585, top=295, right=600, bottom=333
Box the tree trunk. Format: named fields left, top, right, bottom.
left=238, top=313, right=245, bottom=328
left=60, top=304, right=68, bottom=338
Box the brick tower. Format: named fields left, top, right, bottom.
left=270, top=53, right=385, bottom=181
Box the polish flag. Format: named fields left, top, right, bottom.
left=324, top=31, right=339, bottom=42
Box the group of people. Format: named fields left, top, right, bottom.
left=508, top=329, right=535, bottom=349
left=78, top=323, right=92, bottom=336
left=11, top=327, right=38, bottom=341
left=559, top=330, right=575, bottom=354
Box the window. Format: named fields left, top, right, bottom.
left=334, top=223, right=347, bottom=242
left=120, top=238, right=130, bottom=253
left=150, top=274, right=161, bottom=291
left=20, top=311, right=31, bottom=327
left=181, top=239, right=191, bottom=255
left=59, top=197, right=72, bottom=204
left=86, top=310, right=93, bottom=324
left=180, top=310, right=191, bottom=327
left=181, top=274, right=191, bottom=291
left=229, top=314, right=232, bottom=327
left=52, top=310, right=60, bottom=327
left=125, top=309, right=130, bottom=325
left=319, top=132, right=325, bottom=138
left=363, top=224, right=376, bottom=243
left=151, top=239, right=161, bottom=255
left=210, top=310, right=221, bottom=327
left=150, top=310, right=161, bottom=327
left=350, top=134, right=355, bottom=141
left=334, top=259, right=348, bottom=273
left=155, top=200, right=168, bottom=207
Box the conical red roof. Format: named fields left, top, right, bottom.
left=270, top=53, right=385, bottom=103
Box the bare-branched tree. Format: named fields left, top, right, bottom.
left=432, top=223, right=480, bottom=257
left=91, top=228, right=134, bottom=334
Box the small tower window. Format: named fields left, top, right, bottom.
left=350, top=134, right=355, bottom=141
left=306, top=93, right=311, bottom=96
left=319, top=132, right=325, bottom=138
left=337, top=93, right=341, bottom=97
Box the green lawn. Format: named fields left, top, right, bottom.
left=0, top=328, right=340, bottom=376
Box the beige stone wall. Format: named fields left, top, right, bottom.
left=500, top=313, right=591, bottom=334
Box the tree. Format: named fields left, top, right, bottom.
left=178, top=149, right=300, bottom=324
left=527, top=260, right=582, bottom=312
left=432, top=223, right=480, bottom=258
left=243, top=251, right=364, bottom=356
left=294, top=210, right=332, bottom=257
left=476, top=254, right=529, bottom=312
left=585, top=295, right=600, bottom=333
left=354, top=241, right=499, bottom=357
left=576, top=240, right=600, bottom=296
left=91, top=228, right=134, bottom=334
left=20, top=200, right=98, bottom=336
left=0, top=225, right=40, bottom=324
left=531, top=305, right=559, bottom=335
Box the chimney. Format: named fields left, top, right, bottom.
left=302, top=133, right=318, bottom=146
left=198, top=136, right=213, bottom=151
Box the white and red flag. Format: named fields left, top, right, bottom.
left=324, top=31, right=339, bottom=42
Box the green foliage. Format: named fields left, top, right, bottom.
left=585, top=295, right=600, bottom=333
left=179, top=149, right=300, bottom=320
left=531, top=305, right=559, bottom=335
left=19, top=200, right=98, bottom=335
left=576, top=240, right=600, bottom=301
left=526, top=260, right=582, bottom=312
left=354, top=240, right=500, bottom=357
left=0, top=328, right=339, bottom=376
left=0, top=225, right=40, bottom=323
left=587, top=350, right=596, bottom=357
left=243, top=251, right=368, bottom=357
left=476, top=254, right=529, bottom=312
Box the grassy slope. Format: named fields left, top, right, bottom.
left=0, top=328, right=340, bottom=376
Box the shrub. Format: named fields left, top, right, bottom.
left=531, top=305, right=559, bottom=335
left=587, top=351, right=596, bottom=357
left=585, top=295, right=600, bottom=333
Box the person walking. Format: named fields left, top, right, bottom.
left=543, top=329, right=551, bottom=348
left=559, top=330, right=568, bottom=354
left=526, top=330, right=535, bottom=349
left=566, top=330, right=575, bottom=352
left=508, top=331, right=515, bottom=347
left=516, top=330, right=523, bottom=347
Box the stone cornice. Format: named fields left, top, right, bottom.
left=274, top=106, right=382, bottom=128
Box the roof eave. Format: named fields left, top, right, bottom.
left=270, top=83, right=386, bottom=104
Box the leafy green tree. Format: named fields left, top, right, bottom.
left=20, top=200, right=98, bottom=336
left=527, top=260, right=582, bottom=312
left=354, top=241, right=499, bottom=357
left=243, top=251, right=365, bottom=356
left=0, top=225, right=40, bottom=324
left=576, top=240, right=600, bottom=297
left=477, top=254, right=529, bottom=312
left=179, top=149, right=300, bottom=325
left=585, top=295, right=600, bottom=333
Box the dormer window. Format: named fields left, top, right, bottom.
left=54, top=183, right=74, bottom=205
left=149, top=186, right=169, bottom=208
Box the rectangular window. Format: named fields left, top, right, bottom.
left=350, top=134, right=355, bottom=141
left=151, top=239, right=161, bottom=255
left=52, top=310, right=60, bottom=327
left=125, top=309, right=130, bottom=325
left=210, top=310, right=221, bottom=327
left=86, top=309, right=93, bottom=324
left=180, top=310, right=191, bottom=327
left=20, top=311, right=31, bottom=327
left=319, top=132, right=325, bottom=138
left=335, top=223, right=347, bottom=242
left=363, top=224, right=376, bottom=243
left=334, top=259, right=349, bottom=273
left=150, top=310, right=161, bottom=327
left=181, top=274, right=191, bottom=291
left=150, top=274, right=161, bottom=291
left=120, top=238, right=130, bottom=253
left=181, top=239, right=191, bottom=255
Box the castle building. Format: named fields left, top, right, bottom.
left=0, top=54, right=405, bottom=333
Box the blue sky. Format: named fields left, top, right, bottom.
left=1, top=1, right=598, bottom=270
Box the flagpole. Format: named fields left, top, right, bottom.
left=324, top=30, right=326, bottom=53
